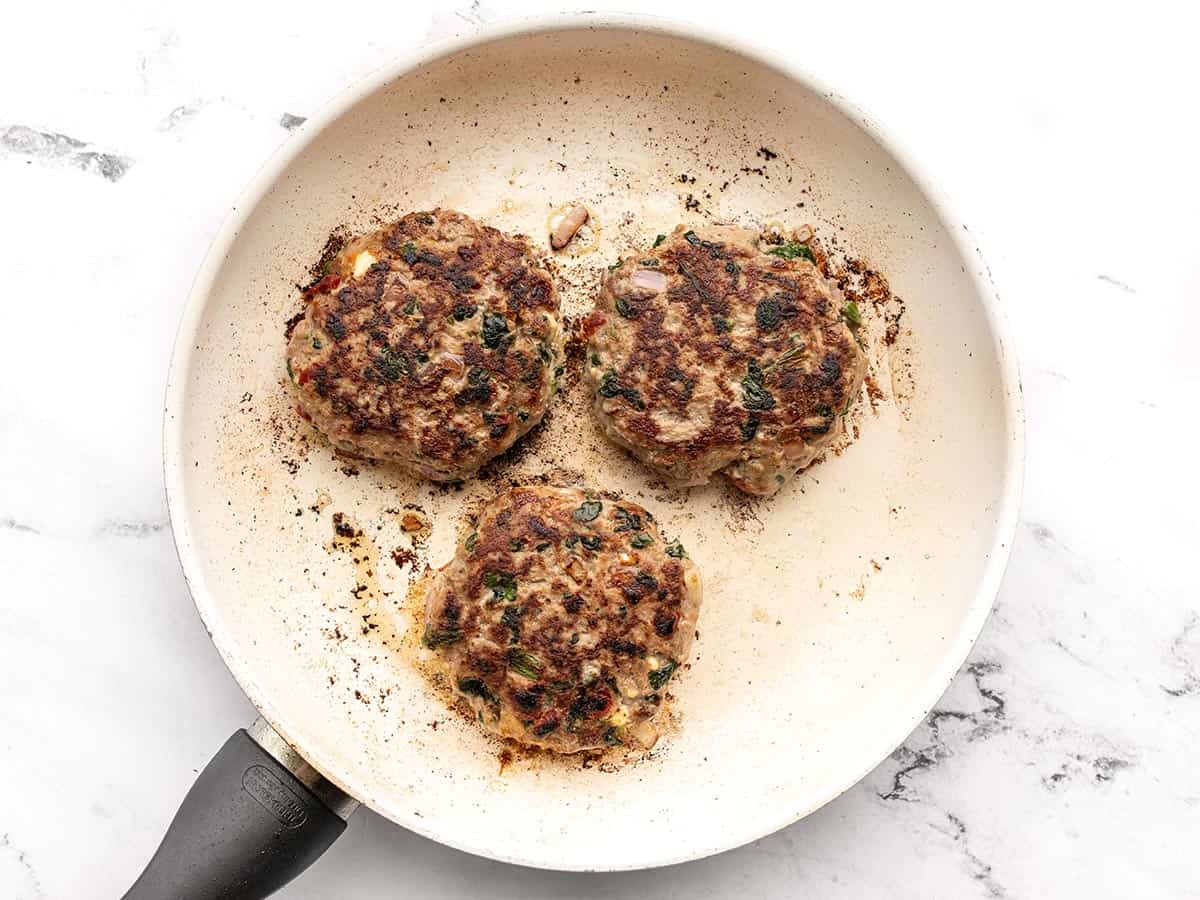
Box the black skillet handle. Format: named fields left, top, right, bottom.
left=124, top=727, right=354, bottom=900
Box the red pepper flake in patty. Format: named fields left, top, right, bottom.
left=303, top=273, right=341, bottom=299
left=653, top=607, right=678, bottom=637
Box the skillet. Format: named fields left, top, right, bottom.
left=127, top=14, right=1023, bottom=897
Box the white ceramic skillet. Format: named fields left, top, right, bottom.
left=127, top=13, right=1023, bottom=897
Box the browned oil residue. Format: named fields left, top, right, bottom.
left=716, top=485, right=765, bottom=534
left=265, top=391, right=313, bottom=471
left=487, top=731, right=649, bottom=776
left=393, top=504, right=430, bottom=540
left=815, top=236, right=916, bottom=420
left=326, top=512, right=405, bottom=649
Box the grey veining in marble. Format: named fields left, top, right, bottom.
left=0, top=124, right=132, bottom=181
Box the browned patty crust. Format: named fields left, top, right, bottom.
left=287, top=210, right=563, bottom=480
left=583, top=225, right=867, bottom=495
left=422, top=485, right=702, bottom=753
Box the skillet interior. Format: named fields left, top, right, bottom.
left=165, top=20, right=1022, bottom=870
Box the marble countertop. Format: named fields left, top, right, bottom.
left=1, top=2, right=1196, bottom=897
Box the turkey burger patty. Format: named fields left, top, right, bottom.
left=422, top=484, right=702, bottom=753
left=287, top=210, right=563, bottom=481
left=583, top=225, right=866, bottom=495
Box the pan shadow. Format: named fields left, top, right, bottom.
left=284, top=788, right=863, bottom=899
